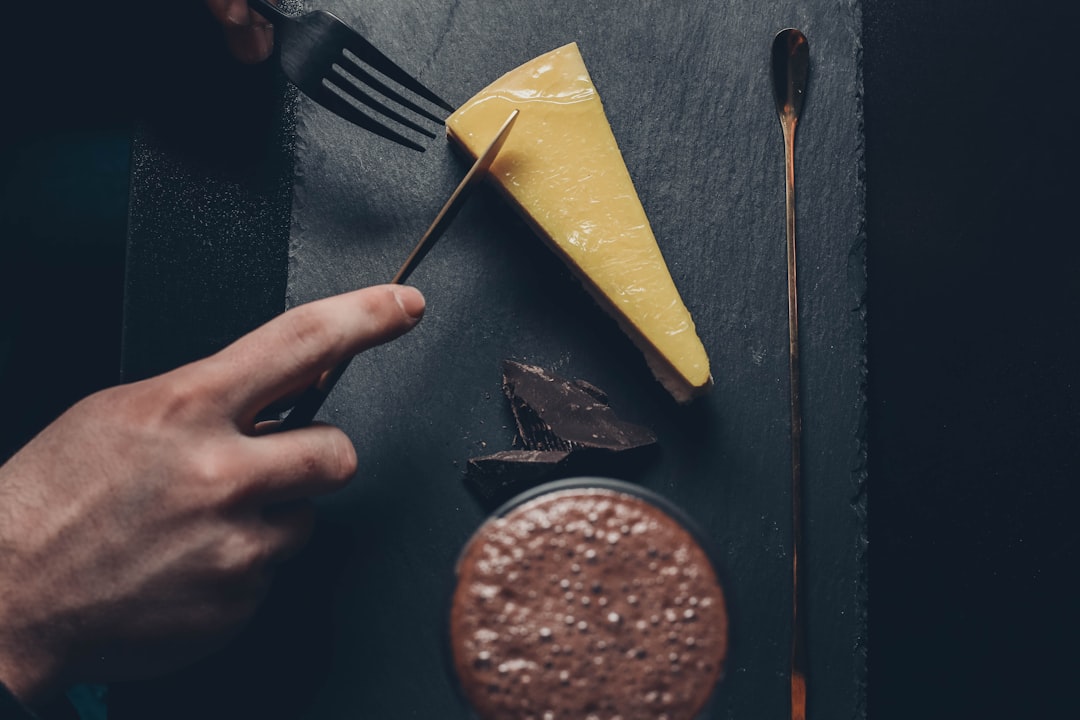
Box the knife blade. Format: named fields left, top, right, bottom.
left=277, top=109, right=520, bottom=431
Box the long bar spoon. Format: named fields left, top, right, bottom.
left=771, top=26, right=810, bottom=720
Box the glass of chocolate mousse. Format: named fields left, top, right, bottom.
left=449, top=478, right=728, bottom=720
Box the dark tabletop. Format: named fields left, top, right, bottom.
left=1, top=1, right=1077, bottom=719
left=863, top=2, right=1080, bottom=716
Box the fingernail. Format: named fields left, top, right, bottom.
left=252, top=22, right=274, bottom=62
left=224, top=0, right=250, bottom=25
left=393, top=286, right=426, bottom=320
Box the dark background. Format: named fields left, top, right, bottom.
left=1, top=1, right=1076, bottom=718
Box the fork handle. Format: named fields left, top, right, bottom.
left=277, top=358, right=352, bottom=431
left=247, top=0, right=289, bottom=24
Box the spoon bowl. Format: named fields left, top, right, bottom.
left=772, top=28, right=810, bottom=123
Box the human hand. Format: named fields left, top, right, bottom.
left=0, top=285, right=424, bottom=707
left=204, top=0, right=275, bottom=64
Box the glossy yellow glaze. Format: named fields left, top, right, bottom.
left=446, top=43, right=711, bottom=401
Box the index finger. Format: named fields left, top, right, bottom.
left=202, top=285, right=425, bottom=425
left=205, top=0, right=274, bottom=64
left=204, top=0, right=250, bottom=26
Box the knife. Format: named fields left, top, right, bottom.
left=277, top=109, right=520, bottom=431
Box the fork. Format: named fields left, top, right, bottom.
left=247, top=0, right=453, bottom=151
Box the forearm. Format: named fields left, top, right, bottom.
left=0, top=628, right=63, bottom=711
left=0, top=675, right=80, bottom=720
left=0, top=676, right=34, bottom=718
left=1, top=448, right=69, bottom=709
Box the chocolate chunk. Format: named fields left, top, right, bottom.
left=464, top=362, right=658, bottom=506
left=464, top=450, right=571, bottom=502
left=571, top=377, right=608, bottom=404
left=501, top=360, right=657, bottom=452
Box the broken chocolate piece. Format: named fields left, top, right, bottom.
left=464, top=362, right=658, bottom=507
left=502, top=360, right=657, bottom=452
left=464, top=450, right=571, bottom=502
left=571, top=377, right=608, bottom=404
left=464, top=362, right=656, bottom=505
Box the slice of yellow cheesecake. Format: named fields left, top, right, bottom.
left=445, top=42, right=712, bottom=403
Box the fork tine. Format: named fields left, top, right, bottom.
left=308, top=84, right=427, bottom=152
left=337, top=54, right=446, bottom=125
left=324, top=69, right=437, bottom=139
left=337, top=30, right=455, bottom=113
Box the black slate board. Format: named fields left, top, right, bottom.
left=114, top=1, right=865, bottom=718
left=119, top=4, right=297, bottom=383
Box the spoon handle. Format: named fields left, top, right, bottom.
left=772, top=26, right=810, bottom=720
left=784, top=113, right=808, bottom=720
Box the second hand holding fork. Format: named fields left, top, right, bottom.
left=247, top=0, right=453, bottom=150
